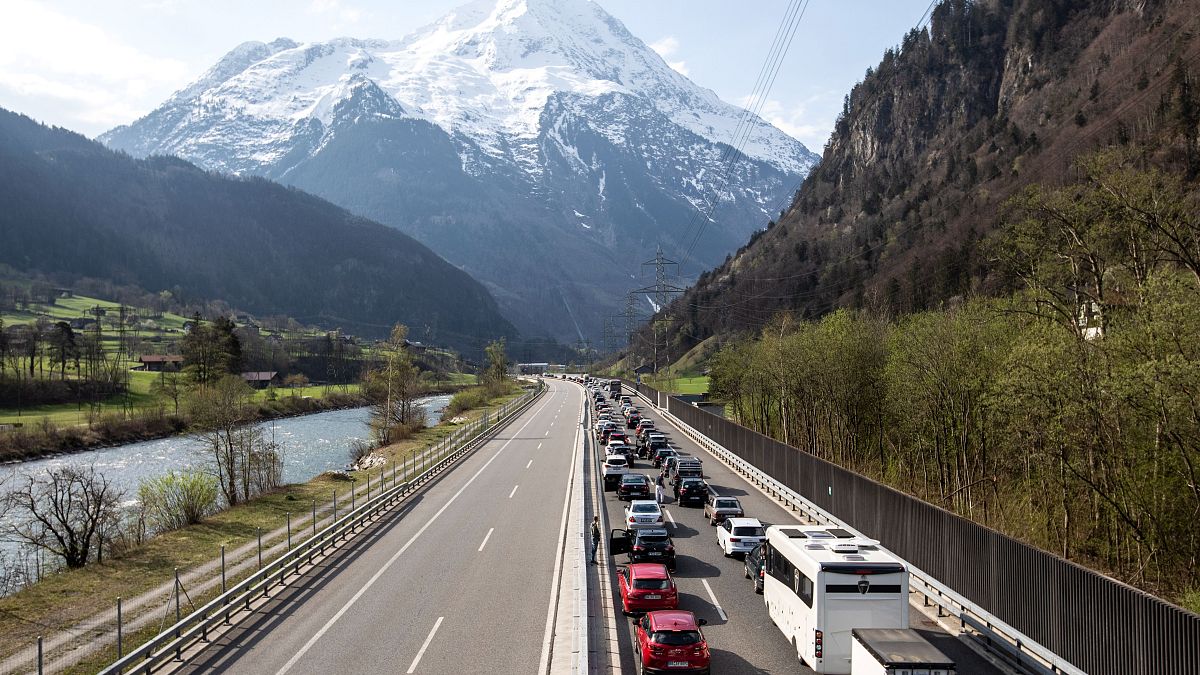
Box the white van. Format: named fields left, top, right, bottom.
left=762, top=525, right=909, bottom=674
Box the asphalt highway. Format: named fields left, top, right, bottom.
left=593, top=385, right=1008, bottom=675
left=177, top=379, right=584, bottom=675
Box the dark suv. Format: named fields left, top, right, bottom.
left=611, top=527, right=677, bottom=571
left=674, top=478, right=708, bottom=506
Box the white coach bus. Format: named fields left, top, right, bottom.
left=762, top=525, right=910, bottom=674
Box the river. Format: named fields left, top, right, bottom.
left=0, top=395, right=452, bottom=578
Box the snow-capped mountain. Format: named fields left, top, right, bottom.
left=102, top=0, right=818, bottom=342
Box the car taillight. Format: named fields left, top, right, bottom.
left=666, top=545, right=674, bottom=551
left=759, top=568, right=764, bottom=577
left=629, top=517, right=636, bottom=523
left=633, top=545, right=644, bottom=551
left=815, top=630, right=823, bottom=659
left=692, top=645, right=705, bottom=655
left=730, top=537, right=741, bottom=542
left=650, top=647, right=664, bottom=656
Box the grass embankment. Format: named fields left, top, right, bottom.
left=0, top=383, right=528, bottom=674
left=643, top=375, right=709, bottom=395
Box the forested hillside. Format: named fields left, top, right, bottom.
left=655, top=0, right=1200, bottom=355
left=0, top=109, right=518, bottom=354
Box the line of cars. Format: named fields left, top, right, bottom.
left=587, top=382, right=777, bottom=675
left=586, top=382, right=944, bottom=675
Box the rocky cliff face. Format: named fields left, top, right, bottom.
left=652, top=0, right=1199, bottom=357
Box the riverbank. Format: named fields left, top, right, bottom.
left=0, top=382, right=528, bottom=674
left=0, top=391, right=367, bottom=463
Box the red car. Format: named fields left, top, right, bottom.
left=616, top=563, right=678, bottom=614
left=608, top=431, right=629, bottom=446
left=634, top=610, right=710, bottom=675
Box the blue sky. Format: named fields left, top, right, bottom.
left=0, top=0, right=933, bottom=152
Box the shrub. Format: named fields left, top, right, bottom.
left=137, top=469, right=219, bottom=533
left=445, top=386, right=489, bottom=417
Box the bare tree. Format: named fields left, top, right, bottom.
left=189, top=375, right=281, bottom=505
left=2, top=465, right=123, bottom=568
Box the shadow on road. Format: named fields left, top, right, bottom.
left=672, top=556, right=722, bottom=579
left=678, top=592, right=729, bottom=627
left=710, top=648, right=773, bottom=674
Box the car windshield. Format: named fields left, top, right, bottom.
left=681, top=480, right=704, bottom=488
left=651, top=631, right=702, bottom=646
left=733, top=526, right=765, bottom=537
left=606, top=458, right=626, bottom=466
left=632, top=579, right=672, bottom=590
left=622, top=475, right=646, bottom=484
left=715, top=499, right=740, bottom=509
left=631, top=503, right=659, bottom=513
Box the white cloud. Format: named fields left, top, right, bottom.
left=0, top=0, right=190, bottom=132
left=649, top=36, right=680, bottom=57
left=649, top=36, right=689, bottom=77
left=737, top=91, right=839, bottom=150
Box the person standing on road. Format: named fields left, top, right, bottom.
left=655, top=480, right=665, bottom=504
left=590, top=515, right=601, bottom=564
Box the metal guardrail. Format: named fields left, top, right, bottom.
left=623, top=382, right=1083, bottom=675
left=99, top=383, right=545, bottom=675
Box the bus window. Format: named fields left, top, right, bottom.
left=793, top=569, right=814, bottom=607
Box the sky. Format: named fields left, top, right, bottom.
left=0, top=0, right=934, bottom=152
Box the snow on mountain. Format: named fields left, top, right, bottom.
left=101, top=0, right=819, bottom=342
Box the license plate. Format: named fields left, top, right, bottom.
left=644, top=594, right=661, bottom=599
left=648, top=551, right=662, bottom=556
left=667, top=661, right=688, bottom=668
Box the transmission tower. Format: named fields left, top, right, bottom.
left=633, top=246, right=686, bottom=373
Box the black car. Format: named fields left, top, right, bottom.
left=744, top=543, right=766, bottom=593
left=626, top=412, right=641, bottom=429
left=674, top=477, right=708, bottom=506
left=617, top=473, right=652, bottom=501
left=642, top=439, right=669, bottom=459
left=620, top=527, right=676, bottom=571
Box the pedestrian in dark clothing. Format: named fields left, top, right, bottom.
left=590, top=515, right=601, bottom=564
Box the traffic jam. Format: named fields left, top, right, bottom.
left=579, top=376, right=962, bottom=675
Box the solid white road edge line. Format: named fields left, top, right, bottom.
left=509, top=484, right=520, bottom=499
left=478, top=527, right=494, bottom=552
left=536, top=385, right=582, bottom=674
left=272, top=392, right=554, bottom=675
left=406, top=616, right=445, bottom=673
left=700, top=579, right=729, bottom=622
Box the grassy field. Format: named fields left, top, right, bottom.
left=644, top=374, right=709, bottom=395
left=0, top=383, right=529, bottom=673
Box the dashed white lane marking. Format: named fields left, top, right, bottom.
left=701, top=580, right=728, bottom=622
left=526, top=459, right=533, bottom=469
left=477, top=527, right=495, bottom=552
left=509, top=484, right=520, bottom=499
left=271, top=393, right=554, bottom=675
left=664, top=508, right=676, bottom=527
left=406, top=616, right=445, bottom=673
left=538, top=442, right=543, bottom=449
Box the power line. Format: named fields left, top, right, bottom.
left=674, top=0, right=813, bottom=275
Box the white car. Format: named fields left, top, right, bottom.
left=603, top=455, right=628, bottom=491
left=624, top=500, right=665, bottom=530
left=717, top=517, right=766, bottom=557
